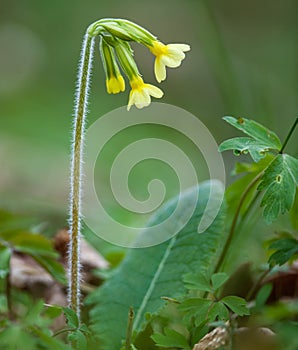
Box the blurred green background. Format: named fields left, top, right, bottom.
left=0, top=0, right=296, bottom=229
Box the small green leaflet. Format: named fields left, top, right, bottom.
left=221, top=296, right=250, bottom=316
left=268, top=238, right=298, bottom=266
left=258, top=154, right=298, bottom=222
left=219, top=116, right=281, bottom=162
left=151, top=328, right=190, bottom=349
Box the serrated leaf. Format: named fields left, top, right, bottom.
left=221, top=296, right=250, bottom=316
left=183, top=272, right=212, bottom=292
left=151, top=328, right=189, bottom=348
left=222, top=116, right=281, bottom=150
left=268, top=238, right=298, bottom=266
left=208, top=302, right=229, bottom=321
left=63, top=307, right=79, bottom=329
left=258, top=154, right=298, bottom=222
left=179, top=298, right=212, bottom=326
left=86, top=181, right=226, bottom=350
left=211, top=273, right=229, bottom=291
left=219, top=137, right=272, bottom=162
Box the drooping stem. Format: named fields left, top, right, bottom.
left=214, top=171, right=264, bottom=273
left=68, top=33, right=95, bottom=318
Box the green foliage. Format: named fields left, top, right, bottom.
left=220, top=117, right=298, bottom=223
left=268, top=237, right=298, bottom=266
left=220, top=296, right=249, bottom=316
left=0, top=213, right=66, bottom=284
left=0, top=297, right=71, bottom=350
left=151, top=328, right=190, bottom=349
left=219, top=116, right=281, bottom=162
left=225, top=156, right=273, bottom=218
left=86, top=181, right=226, bottom=350
left=258, top=154, right=298, bottom=223
left=181, top=273, right=249, bottom=324
left=183, top=272, right=228, bottom=294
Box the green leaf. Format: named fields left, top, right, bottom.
left=254, top=284, right=273, bottom=310
left=258, top=154, right=298, bottom=222
left=0, top=325, right=37, bottom=350
left=43, top=304, right=63, bottom=319
left=268, top=238, right=298, bottom=266
left=222, top=116, right=281, bottom=150
left=183, top=272, right=212, bottom=292
left=0, top=230, right=58, bottom=257
left=151, top=328, right=190, bottom=349
left=208, top=301, right=229, bottom=321
left=68, top=329, right=88, bottom=350
left=63, top=307, right=79, bottom=329
left=211, top=272, right=229, bottom=291
left=0, top=245, right=11, bottom=279
left=31, top=254, right=66, bottom=285
left=179, top=298, right=212, bottom=326
left=221, top=296, right=250, bottom=316
left=219, top=137, right=272, bottom=162
left=0, top=230, right=66, bottom=284
left=226, top=156, right=273, bottom=219
left=87, top=181, right=226, bottom=350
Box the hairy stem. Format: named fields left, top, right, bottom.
left=214, top=171, right=264, bottom=273
left=68, top=33, right=95, bottom=319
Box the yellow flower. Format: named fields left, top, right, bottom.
left=106, top=75, right=125, bottom=94
left=149, top=41, right=190, bottom=83
left=127, top=76, right=163, bottom=111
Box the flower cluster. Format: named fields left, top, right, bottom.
left=87, top=19, right=190, bottom=110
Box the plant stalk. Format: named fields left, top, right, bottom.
left=125, top=307, right=134, bottom=350
left=279, top=117, right=298, bottom=154
left=68, top=33, right=95, bottom=319
left=214, top=171, right=264, bottom=273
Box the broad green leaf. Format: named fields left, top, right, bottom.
left=219, top=137, right=272, bottom=162
left=221, top=296, right=250, bottom=316
left=183, top=272, right=212, bottom=292
left=268, top=238, right=298, bottom=266
left=151, top=328, right=190, bottom=348
left=87, top=181, right=226, bottom=350
left=222, top=116, right=281, bottom=150
left=258, top=154, right=298, bottom=222
left=211, top=272, right=229, bottom=291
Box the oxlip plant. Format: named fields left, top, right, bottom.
left=68, top=18, right=190, bottom=319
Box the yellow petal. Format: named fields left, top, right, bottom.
left=154, top=59, right=167, bottom=83
left=167, top=44, right=191, bottom=52
left=145, top=84, right=164, bottom=98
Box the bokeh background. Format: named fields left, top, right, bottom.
left=1, top=0, right=297, bottom=242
